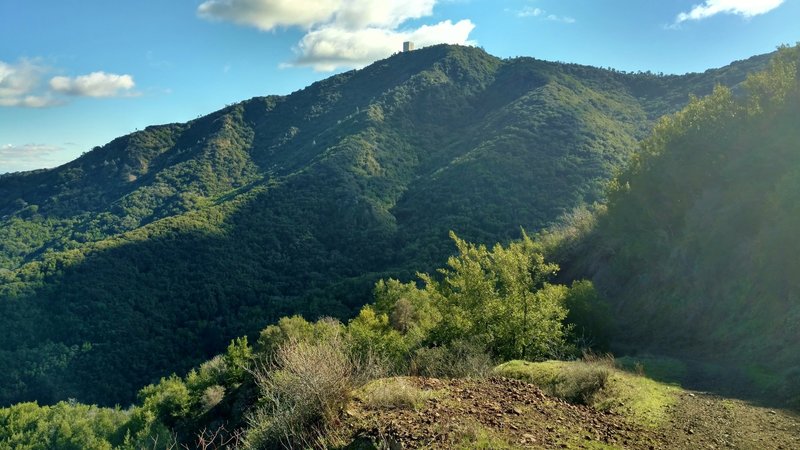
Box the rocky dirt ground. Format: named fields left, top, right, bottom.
left=341, top=377, right=800, bottom=449
left=660, top=391, right=800, bottom=449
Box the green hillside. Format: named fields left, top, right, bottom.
left=0, top=45, right=769, bottom=406
left=566, top=45, right=800, bottom=403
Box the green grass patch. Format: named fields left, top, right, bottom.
left=449, top=420, right=521, bottom=450
left=494, top=359, right=680, bottom=428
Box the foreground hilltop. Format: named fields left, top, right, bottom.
left=0, top=44, right=769, bottom=406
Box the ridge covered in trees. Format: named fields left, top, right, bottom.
left=563, top=45, right=800, bottom=403
left=0, top=233, right=607, bottom=449
left=0, top=44, right=771, bottom=406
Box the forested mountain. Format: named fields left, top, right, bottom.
left=0, top=44, right=770, bottom=406
left=564, top=46, right=800, bottom=402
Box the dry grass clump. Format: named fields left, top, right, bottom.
left=242, top=333, right=382, bottom=449
left=493, top=354, right=614, bottom=406
left=555, top=355, right=613, bottom=405
left=355, top=377, right=436, bottom=410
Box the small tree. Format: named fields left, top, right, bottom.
left=375, top=232, right=571, bottom=362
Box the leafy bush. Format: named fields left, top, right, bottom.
left=223, top=336, right=253, bottom=386
left=256, top=316, right=343, bottom=358
left=411, top=339, right=494, bottom=379
left=373, top=232, right=573, bottom=364
left=185, top=356, right=229, bottom=401
left=346, top=306, right=409, bottom=373
left=0, top=401, right=130, bottom=450
left=135, top=375, right=191, bottom=428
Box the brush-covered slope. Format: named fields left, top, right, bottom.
left=569, top=46, right=800, bottom=403
left=0, top=45, right=768, bottom=406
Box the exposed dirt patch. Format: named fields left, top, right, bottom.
left=343, top=377, right=662, bottom=449
left=340, top=377, right=800, bottom=449
left=659, top=391, right=800, bottom=449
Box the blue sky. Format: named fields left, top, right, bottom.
left=1, top=0, right=798, bottom=173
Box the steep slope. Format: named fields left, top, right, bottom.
left=0, top=45, right=769, bottom=406
left=566, top=46, right=800, bottom=403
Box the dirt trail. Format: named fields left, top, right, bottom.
left=659, top=391, right=800, bottom=449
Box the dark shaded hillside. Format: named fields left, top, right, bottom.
left=0, top=45, right=770, bottom=406
left=564, top=46, right=800, bottom=404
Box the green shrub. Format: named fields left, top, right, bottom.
left=494, top=358, right=611, bottom=406
left=185, top=355, right=228, bottom=399
left=426, top=232, right=569, bottom=362
left=200, top=385, right=226, bottom=413
left=135, top=375, right=191, bottom=427
left=223, top=336, right=253, bottom=386
left=411, top=339, right=494, bottom=379
left=256, top=316, right=342, bottom=357
left=346, top=306, right=409, bottom=373
left=0, top=401, right=131, bottom=450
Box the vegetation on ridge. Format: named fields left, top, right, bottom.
left=2, top=42, right=800, bottom=445
left=563, top=44, right=800, bottom=405
left=0, top=231, right=607, bottom=449
left=0, top=45, right=768, bottom=407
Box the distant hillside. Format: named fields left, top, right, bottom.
left=565, top=45, right=800, bottom=403
left=0, top=44, right=770, bottom=406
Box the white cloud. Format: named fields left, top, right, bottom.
left=410, top=19, right=476, bottom=45
left=0, top=143, right=64, bottom=173
left=334, top=0, right=436, bottom=29
left=675, top=0, right=784, bottom=24
left=1, top=59, right=138, bottom=107
left=0, top=59, right=40, bottom=99
left=517, top=7, right=543, bottom=18
left=0, top=95, right=60, bottom=108
left=0, top=59, right=61, bottom=108
left=294, top=19, right=475, bottom=71
left=198, top=0, right=475, bottom=71
left=547, top=14, right=575, bottom=24
left=513, top=5, right=575, bottom=24
left=197, top=0, right=340, bottom=30
left=50, top=72, right=136, bottom=98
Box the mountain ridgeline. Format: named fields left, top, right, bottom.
left=0, top=45, right=770, bottom=406
left=563, top=46, right=800, bottom=402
